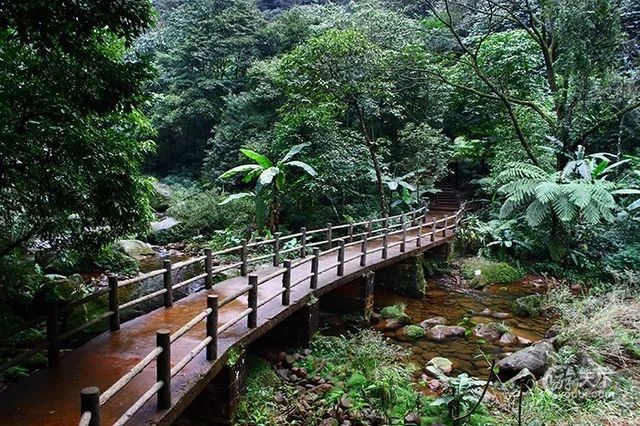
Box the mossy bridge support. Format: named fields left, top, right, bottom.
left=0, top=204, right=464, bottom=426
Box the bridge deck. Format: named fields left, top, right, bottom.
left=0, top=214, right=455, bottom=426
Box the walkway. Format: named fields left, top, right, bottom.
left=0, top=211, right=458, bottom=426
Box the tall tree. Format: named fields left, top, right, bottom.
left=0, top=0, right=156, bottom=256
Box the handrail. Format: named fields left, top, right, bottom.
left=76, top=204, right=464, bottom=425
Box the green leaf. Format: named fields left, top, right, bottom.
left=219, top=192, right=254, bottom=205
left=611, top=189, right=640, bottom=195
left=286, top=160, right=317, bottom=176
left=258, top=167, right=280, bottom=186
left=239, top=149, right=273, bottom=168
left=280, top=143, right=310, bottom=163
left=219, top=164, right=261, bottom=180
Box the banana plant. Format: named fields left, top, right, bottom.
left=219, top=143, right=317, bottom=231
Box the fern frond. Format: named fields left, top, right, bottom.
left=525, top=199, right=550, bottom=227
left=552, top=194, right=575, bottom=222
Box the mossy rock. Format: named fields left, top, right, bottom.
left=380, top=303, right=410, bottom=322
left=461, top=258, right=524, bottom=284
left=375, top=255, right=426, bottom=297
left=513, top=294, right=543, bottom=317
left=469, top=274, right=490, bottom=289
left=399, top=325, right=426, bottom=340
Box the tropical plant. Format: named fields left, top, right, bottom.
left=219, top=144, right=316, bottom=231
left=431, top=373, right=488, bottom=425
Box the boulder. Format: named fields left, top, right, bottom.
left=116, top=240, right=157, bottom=260
left=426, top=325, right=466, bottom=341
left=150, top=181, right=173, bottom=212
left=495, top=341, right=555, bottom=380
left=498, top=333, right=519, bottom=346
left=419, top=316, right=447, bottom=329
left=150, top=217, right=180, bottom=233
left=427, top=357, right=453, bottom=375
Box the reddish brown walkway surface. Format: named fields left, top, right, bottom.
left=0, top=214, right=455, bottom=426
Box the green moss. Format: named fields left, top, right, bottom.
left=512, top=294, right=543, bottom=317
left=380, top=303, right=410, bottom=321
left=469, top=274, right=490, bottom=288
left=461, top=258, right=524, bottom=284
left=376, top=255, right=427, bottom=297
left=403, top=325, right=426, bottom=339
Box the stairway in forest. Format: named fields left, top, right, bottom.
left=428, top=183, right=460, bottom=212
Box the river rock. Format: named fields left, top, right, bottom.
left=495, top=341, right=555, bottom=380
left=150, top=181, right=173, bottom=212
left=419, top=316, right=447, bottom=328
left=492, top=312, right=511, bottom=319
left=116, top=240, right=157, bottom=260
left=396, top=325, right=426, bottom=340
left=427, top=357, right=453, bottom=374
left=150, top=217, right=180, bottom=233
left=426, top=325, right=466, bottom=341
left=473, top=323, right=504, bottom=341
left=498, top=332, right=519, bottom=346
left=374, top=317, right=409, bottom=332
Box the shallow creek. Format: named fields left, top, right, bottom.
left=372, top=278, right=552, bottom=379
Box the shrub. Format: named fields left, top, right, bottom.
left=512, top=294, right=544, bottom=317
left=461, top=258, right=524, bottom=284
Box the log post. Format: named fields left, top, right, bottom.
left=311, top=248, right=320, bottom=289
left=248, top=274, right=258, bottom=328
left=206, top=295, right=218, bottom=360
left=204, top=248, right=213, bottom=290
left=157, top=329, right=171, bottom=409
left=282, top=260, right=291, bottom=305
left=326, top=223, right=332, bottom=249
left=80, top=387, right=101, bottom=426
left=300, top=227, right=307, bottom=258
left=337, top=239, right=345, bottom=276
left=163, top=259, right=173, bottom=308
left=273, top=232, right=282, bottom=266
left=46, top=299, right=60, bottom=367
left=108, top=274, right=120, bottom=332
left=240, top=239, right=248, bottom=276
left=360, top=233, right=368, bottom=267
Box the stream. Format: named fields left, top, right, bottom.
left=371, top=277, right=552, bottom=379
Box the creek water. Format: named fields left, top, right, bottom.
left=372, top=277, right=552, bottom=379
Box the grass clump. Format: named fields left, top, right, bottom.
left=512, top=294, right=544, bottom=317
left=403, top=325, right=426, bottom=340
left=380, top=303, right=410, bottom=322
left=461, top=258, right=524, bottom=284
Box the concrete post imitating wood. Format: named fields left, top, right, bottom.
left=348, top=224, right=354, bottom=243
left=248, top=275, right=258, bottom=329
left=326, top=223, right=332, bottom=250
left=46, top=299, right=60, bottom=367
left=206, top=295, right=218, bottom=361
left=382, top=228, right=389, bottom=259
left=80, top=387, right=100, bottom=426
left=204, top=248, right=213, bottom=290
left=300, top=227, right=307, bottom=258
left=273, top=232, right=282, bottom=266
left=367, top=220, right=372, bottom=236
left=423, top=200, right=429, bottom=223
left=337, top=239, right=345, bottom=276
left=454, top=212, right=459, bottom=234
left=400, top=222, right=407, bottom=252
left=282, top=261, right=291, bottom=305
left=360, top=233, right=368, bottom=267
left=417, top=222, right=422, bottom=248
left=163, top=259, right=173, bottom=308
left=108, top=274, right=120, bottom=332
left=311, top=248, right=320, bottom=289
left=431, top=218, right=436, bottom=242
left=443, top=215, right=448, bottom=237
left=240, top=240, right=248, bottom=276
left=156, top=329, right=171, bottom=410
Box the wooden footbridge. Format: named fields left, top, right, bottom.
left=0, top=205, right=463, bottom=426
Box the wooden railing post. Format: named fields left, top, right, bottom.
left=108, top=274, right=120, bottom=332
left=206, top=295, right=218, bottom=360
left=360, top=233, right=368, bottom=267
left=337, top=239, right=345, bottom=276
left=326, top=223, right=332, bottom=249
left=348, top=224, right=354, bottom=243
left=382, top=228, right=389, bottom=259
left=273, top=232, right=282, bottom=266
left=248, top=274, right=258, bottom=328
left=400, top=222, right=407, bottom=252
left=80, top=386, right=101, bottom=426
left=163, top=259, right=173, bottom=308
left=431, top=219, right=437, bottom=241
left=443, top=215, right=448, bottom=237
left=240, top=239, right=248, bottom=276
left=311, top=248, right=320, bottom=289
left=417, top=221, right=422, bottom=248
left=454, top=212, right=459, bottom=234
left=46, top=299, right=60, bottom=367
left=300, top=227, right=307, bottom=258
left=423, top=200, right=429, bottom=223
left=383, top=217, right=389, bottom=229
left=156, top=329, right=171, bottom=410
left=367, top=220, right=372, bottom=236
left=282, top=261, right=291, bottom=305
left=204, top=248, right=213, bottom=290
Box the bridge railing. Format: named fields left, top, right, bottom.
left=76, top=204, right=465, bottom=425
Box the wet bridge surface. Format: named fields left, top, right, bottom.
left=0, top=210, right=458, bottom=426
